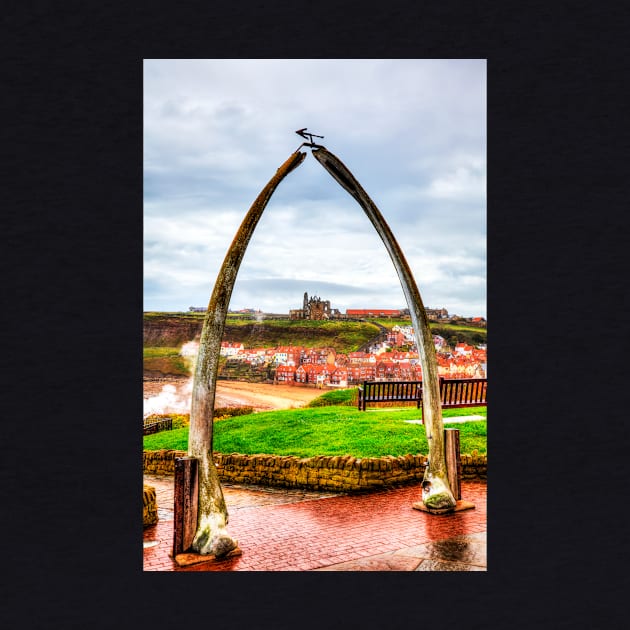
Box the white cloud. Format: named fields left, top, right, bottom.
left=144, top=59, right=487, bottom=318
left=427, top=166, right=486, bottom=201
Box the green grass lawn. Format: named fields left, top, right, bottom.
left=143, top=405, right=487, bottom=458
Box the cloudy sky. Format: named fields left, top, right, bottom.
left=144, top=59, right=486, bottom=318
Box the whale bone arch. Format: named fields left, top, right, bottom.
left=187, top=146, right=455, bottom=557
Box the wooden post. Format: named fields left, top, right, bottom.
left=444, top=428, right=462, bottom=500
left=173, top=456, right=199, bottom=556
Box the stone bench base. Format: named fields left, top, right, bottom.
left=143, top=484, right=158, bottom=527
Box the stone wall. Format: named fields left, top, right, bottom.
left=143, top=449, right=487, bottom=492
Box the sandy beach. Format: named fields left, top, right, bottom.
left=143, top=377, right=326, bottom=414
left=214, top=380, right=326, bottom=410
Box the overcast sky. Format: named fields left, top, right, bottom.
left=144, top=59, right=486, bottom=318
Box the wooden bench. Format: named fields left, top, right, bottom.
left=357, top=378, right=487, bottom=414
left=357, top=380, right=422, bottom=411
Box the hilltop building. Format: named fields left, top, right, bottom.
left=426, top=307, right=449, bottom=320
left=290, top=292, right=342, bottom=320
left=346, top=308, right=404, bottom=318
left=345, top=307, right=448, bottom=320
left=196, top=297, right=465, bottom=322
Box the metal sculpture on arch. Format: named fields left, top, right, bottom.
left=186, top=135, right=455, bottom=558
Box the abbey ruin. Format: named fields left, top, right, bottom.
left=289, top=292, right=342, bottom=320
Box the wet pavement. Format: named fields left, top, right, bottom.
left=143, top=474, right=487, bottom=571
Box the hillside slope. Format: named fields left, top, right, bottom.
left=143, top=313, right=381, bottom=352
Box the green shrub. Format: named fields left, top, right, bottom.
left=213, top=406, right=255, bottom=420
left=143, top=347, right=190, bottom=376
left=306, top=388, right=357, bottom=407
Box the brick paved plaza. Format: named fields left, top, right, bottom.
left=143, top=476, right=487, bottom=571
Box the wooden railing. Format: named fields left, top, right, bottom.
left=143, top=417, right=173, bottom=436
left=357, top=378, right=487, bottom=412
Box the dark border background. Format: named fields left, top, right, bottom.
left=3, top=1, right=628, bottom=628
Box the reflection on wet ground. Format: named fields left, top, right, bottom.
left=144, top=475, right=487, bottom=571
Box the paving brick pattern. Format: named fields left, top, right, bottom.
left=143, top=476, right=486, bottom=571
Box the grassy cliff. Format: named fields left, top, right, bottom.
left=143, top=313, right=382, bottom=353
